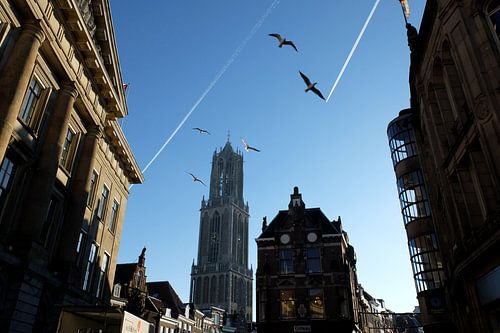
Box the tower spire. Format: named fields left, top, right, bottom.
left=227, top=130, right=231, bottom=143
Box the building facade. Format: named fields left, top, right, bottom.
left=255, top=187, right=361, bottom=333
left=190, top=141, right=253, bottom=322
left=387, top=1, right=500, bottom=332
left=0, top=0, right=143, bottom=331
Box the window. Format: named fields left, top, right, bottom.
left=397, top=170, right=432, bottom=224
left=489, top=2, right=500, bottom=40
left=96, top=185, right=109, bottom=220
left=95, top=253, right=110, bottom=298
left=279, top=249, right=293, bottom=274
left=39, top=196, right=62, bottom=249
left=0, top=157, right=15, bottom=213
left=108, top=200, right=119, bottom=232
left=208, top=212, right=220, bottom=263
left=19, top=77, right=46, bottom=129
left=87, top=170, right=98, bottom=207
left=75, top=230, right=87, bottom=266
left=408, top=234, right=445, bottom=292
left=82, top=242, right=98, bottom=291
left=60, top=127, right=77, bottom=171
left=280, top=290, right=295, bottom=318
left=387, top=114, right=418, bottom=166
left=306, top=248, right=321, bottom=273
left=113, top=284, right=122, bottom=298
left=309, top=289, right=324, bottom=318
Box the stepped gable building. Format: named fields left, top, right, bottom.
left=256, top=187, right=361, bottom=333
left=190, top=140, right=253, bottom=322
left=0, top=0, right=143, bottom=331
left=387, top=1, right=500, bottom=332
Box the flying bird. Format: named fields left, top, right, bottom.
left=192, top=127, right=211, bottom=135
left=241, top=138, right=261, bottom=152
left=268, top=33, right=298, bottom=52
left=187, top=172, right=207, bottom=187
left=299, top=71, right=325, bottom=100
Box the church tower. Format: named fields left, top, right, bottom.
left=190, top=140, right=253, bottom=321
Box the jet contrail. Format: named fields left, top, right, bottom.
left=139, top=0, right=280, bottom=177
left=326, top=0, right=381, bottom=102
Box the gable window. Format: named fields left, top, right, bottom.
left=87, top=170, right=98, bottom=207
left=19, top=77, right=48, bottom=130
left=95, top=252, right=110, bottom=298
left=96, top=185, right=109, bottom=220
left=108, top=199, right=119, bottom=232
left=306, top=248, right=321, bottom=273
left=280, top=290, right=295, bottom=318
left=0, top=157, right=16, bottom=214
left=60, top=127, right=78, bottom=171
left=309, top=289, right=324, bottom=318
left=489, top=2, right=500, bottom=40
left=279, top=249, right=294, bottom=274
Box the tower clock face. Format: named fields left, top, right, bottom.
left=307, top=232, right=318, bottom=243
left=280, top=234, right=290, bottom=244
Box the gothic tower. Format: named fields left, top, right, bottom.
left=190, top=140, right=253, bottom=321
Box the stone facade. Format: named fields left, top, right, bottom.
left=387, top=1, right=500, bottom=332
left=255, top=187, right=360, bottom=333
left=190, top=141, right=253, bottom=322
left=0, top=0, right=143, bottom=331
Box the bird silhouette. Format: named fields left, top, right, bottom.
left=187, top=172, right=207, bottom=186
left=192, top=127, right=211, bottom=135
left=268, top=33, right=298, bottom=52
left=241, top=138, right=261, bottom=152
left=299, top=71, right=325, bottom=100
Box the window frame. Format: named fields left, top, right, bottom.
left=306, top=247, right=322, bottom=273
left=96, top=184, right=110, bottom=220
left=280, top=290, right=295, bottom=319
left=279, top=249, right=294, bottom=275
left=60, top=125, right=79, bottom=172
left=0, top=156, right=16, bottom=215
left=18, top=75, right=51, bottom=134
left=87, top=170, right=99, bottom=208
left=308, top=288, right=325, bottom=319
left=82, top=242, right=99, bottom=291
left=95, top=252, right=110, bottom=298
left=75, top=230, right=87, bottom=267
left=108, top=198, right=119, bottom=232
left=408, top=233, right=445, bottom=293
left=487, top=2, right=500, bottom=42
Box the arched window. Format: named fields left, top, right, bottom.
left=208, top=212, right=221, bottom=263
left=488, top=1, right=500, bottom=40
left=218, top=275, right=225, bottom=302
left=210, top=276, right=217, bottom=303
left=203, top=276, right=209, bottom=304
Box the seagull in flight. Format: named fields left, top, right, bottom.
left=299, top=71, right=325, bottom=100
left=268, top=33, right=298, bottom=52
left=187, top=172, right=207, bottom=187
left=241, top=138, right=261, bottom=152
left=192, top=127, right=211, bottom=135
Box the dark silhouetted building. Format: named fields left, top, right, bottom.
left=255, top=187, right=360, bottom=333
left=387, top=1, right=500, bottom=332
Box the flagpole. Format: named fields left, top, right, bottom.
left=399, top=0, right=408, bottom=25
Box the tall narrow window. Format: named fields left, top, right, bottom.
left=82, top=242, right=98, bottom=291
left=19, top=77, right=44, bottom=128
left=75, top=230, right=87, bottom=266
left=489, top=3, right=500, bottom=40
left=306, top=248, right=321, bottom=273
left=40, top=196, right=62, bottom=249
left=208, top=212, right=220, bottom=262
left=87, top=170, right=98, bottom=207
left=60, top=127, right=77, bottom=171
left=108, top=200, right=119, bottom=232
left=95, top=253, right=110, bottom=298
left=280, top=290, right=295, bottom=318
left=96, top=185, right=109, bottom=220
left=0, top=157, right=15, bottom=214
left=309, top=289, right=324, bottom=318
left=279, top=249, right=294, bottom=274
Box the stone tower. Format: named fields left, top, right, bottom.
left=190, top=140, right=253, bottom=321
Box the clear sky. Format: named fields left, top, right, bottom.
left=112, top=0, right=426, bottom=314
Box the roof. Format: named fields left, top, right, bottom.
left=114, top=263, right=137, bottom=285
left=258, top=208, right=341, bottom=239
left=146, top=281, right=184, bottom=318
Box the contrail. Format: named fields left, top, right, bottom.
left=326, top=0, right=381, bottom=102
left=140, top=0, right=280, bottom=176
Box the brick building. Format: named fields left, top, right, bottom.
left=0, top=0, right=143, bottom=331
left=387, top=1, right=500, bottom=332
left=255, top=187, right=361, bottom=333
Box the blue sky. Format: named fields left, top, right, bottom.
left=112, top=0, right=426, bottom=313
